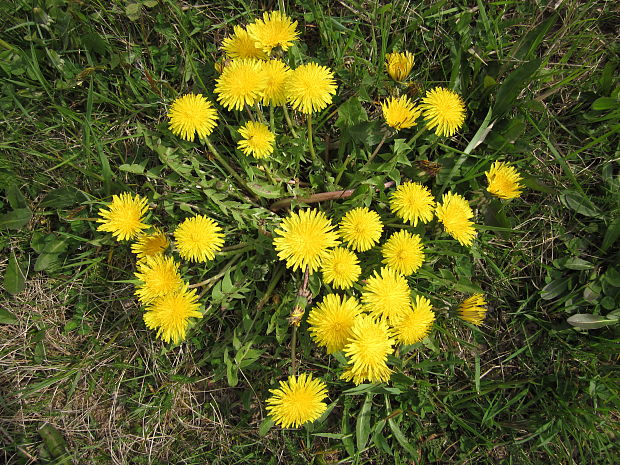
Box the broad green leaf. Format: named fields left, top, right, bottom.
left=119, top=163, right=145, bottom=174
left=356, top=393, right=373, bottom=451
left=513, top=14, right=558, bottom=61
left=0, top=308, right=19, bottom=325
left=388, top=416, right=416, bottom=457
left=493, top=59, right=542, bottom=119
left=560, top=190, right=603, bottom=218
left=3, top=252, right=26, bottom=295
left=0, top=208, right=32, bottom=230
left=591, top=97, right=620, bottom=111
left=567, top=313, right=620, bottom=330
left=258, top=417, right=274, bottom=437
left=40, top=187, right=87, bottom=209
left=540, top=278, right=569, bottom=300
left=520, top=176, right=556, bottom=194
left=564, top=257, right=594, bottom=270
left=34, top=238, right=69, bottom=272
left=336, top=96, right=368, bottom=129
left=602, top=217, right=620, bottom=252
left=5, top=184, right=27, bottom=209
left=248, top=181, right=283, bottom=199
left=38, top=423, right=69, bottom=460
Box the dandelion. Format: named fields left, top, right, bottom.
left=266, top=373, right=328, bottom=428
left=389, top=181, right=435, bottom=226
left=381, top=95, right=421, bottom=130
left=362, top=267, right=411, bottom=322
left=458, top=293, right=487, bottom=325
left=382, top=230, right=425, bottom=276
left=214, top=58, right=267, bottom=111
left=143, top=285, right=202, bottom=344
left=134, top=255, right=184, bottom=304
left=247, top=11, right=299, bottom=55
left=338, top=207, right=383, bottom=252
left=486, top=161, right=523, bottom=199
left=273, top=209, right=339, bottom=273
left=321, top=247, right=361, bottom=289
left=167, top=94, right=218, bottom=141
left=131, top=228, right=169, bottom=260
left=435, top=192, right=477, bottom=246
left=221, top=25, right=268, bottom=60
left=420, top=87, right=466, bottom=137
left=342, top=315, right=395, bottom=385
left=97, top=192, right=149, bottom=241
left=238, top=121, right=275, bottom=159
left=392, top=295, right=435, bottom=345
left=286, top=63, right=337, bottom=114
left=307, top=294, right=362, bottom=354
left=261, top=59, right=291, bottom=106
left=385, top=51, right=414, bottom=82
left=174, top=215, right=224, bottom=263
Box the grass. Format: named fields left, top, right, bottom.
left=1, top=0, right=619, bottom=464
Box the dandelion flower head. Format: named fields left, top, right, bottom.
left=321, top=247, right=361, bottom=290
left=97, top=192, right=149, bottom=241
left=238, top=121, right=275, bottom=159
left=273, top=209, right=340, bottom=273
left=261, top=59, right=291, bottom=106
left=247, top=11, right=300, bottom=54
left=134, top=255, right=184, bottom=304
left=435, top=192, right=477, bottom=246
left=221, top=25, right=268, bottom=60
left=174, top=215, right=224, bottom=263
left=381, top=95, right=421, bottom=130
left=214, top=58, right=267, bottom=111
left=382, top=230, right=425, bottom=276
left=131, top=228, right=169, bottom=260
left=392, top=295, right=435, bottom=345
left=385, top=51, right=414, bottom=82
left=342, top=315, right=395, bottom=385
left=143, top=284, right=202, bottom=344
left=389, top=181, right=435, bottom=226
left=362, top=267, right=411, bottom=323
left=486, top=161, right=523, bottom=199
left=420, top=87, right=466, bottom=137
left=286, top=63, right=337, bottom=114
left=458, top=293, right=487, bottom=326
left=167, top=94, right=218, bottom=141
left=266, top=373, right=328, bottom=428
left=338, top=207, right=383, bottom=252
left=307, top=294, right=363, bottom=354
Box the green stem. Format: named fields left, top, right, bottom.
left=269, top=105, right=275, bottom=134
left=365, top=131, right=389, bottom=165
left=307, top=114, right=316, bottom=161
left=283, top=105, right=298, bottom=138
left=204, top=137, right=259, bottom=203
left=254, top=102, right=267, bottom=124
left=261, top=160, right=277, bottom=185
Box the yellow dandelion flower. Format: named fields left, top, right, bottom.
left=214, top=58, right=267, bottom=111
left=486, top=161, right=523, bottom=199
left=392, top=295, right=435, bottom=345
left=131, top=228, right=169, bottom=260
left=420, top=87, right=466, bottom=137
left=221, top=25, right=268, bottom=60
left=273, top=209, right=340, bottom=274
left=143, top=284, right=202, bottom=344
left=385, top=51, right=414, bottom=82
left=382, top=230, right=425, bottom=276
left=167, top=93, right=218, bottom=141
left=237, top=121, right=275, bottom=159
left=362, top=267, right=411, bottom=322
left=342, top=315, right=395, bottom=385
left=97, top=192, right=149, bottom=241
left=307, top=294, right=362, bottom=354
left=286, top=63, right=337, bottom=114
left=174, top=215, right=224, bottom=263
left=435, top=192, right=477, bottom=246
left=458, top=293, right=487, bottom=326
left=134, top=255, right=183, bottom=304
left=338, top=207, right=384, bottom=252
left=266, top=373, right=328, bottom=428
left=389, top=181, right=435, bottom=226
left=321, top=247, right=361, bottom=290
left=261, top=59, right=291, bottom=106
left=246, top=11, right=299, bottom=55
left=381, top=95, right=421, bottom=130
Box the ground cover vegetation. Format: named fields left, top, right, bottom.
left=1, top=0, right=619, bottom=464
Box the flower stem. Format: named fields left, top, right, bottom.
left=290, top=268, right=310, bottom=376
left=254, top=102, right=267, bottom=124
left=269, top=105, right=275, bottom=134
left=261, top=160, right=278, bottom=185
left=365, top=131, right=389, bottom=165
left=204, top=137, right=260, bottom=203
left=307, top=114, right=316, bottom=161
left=283, top=105, right=298, bottom=138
